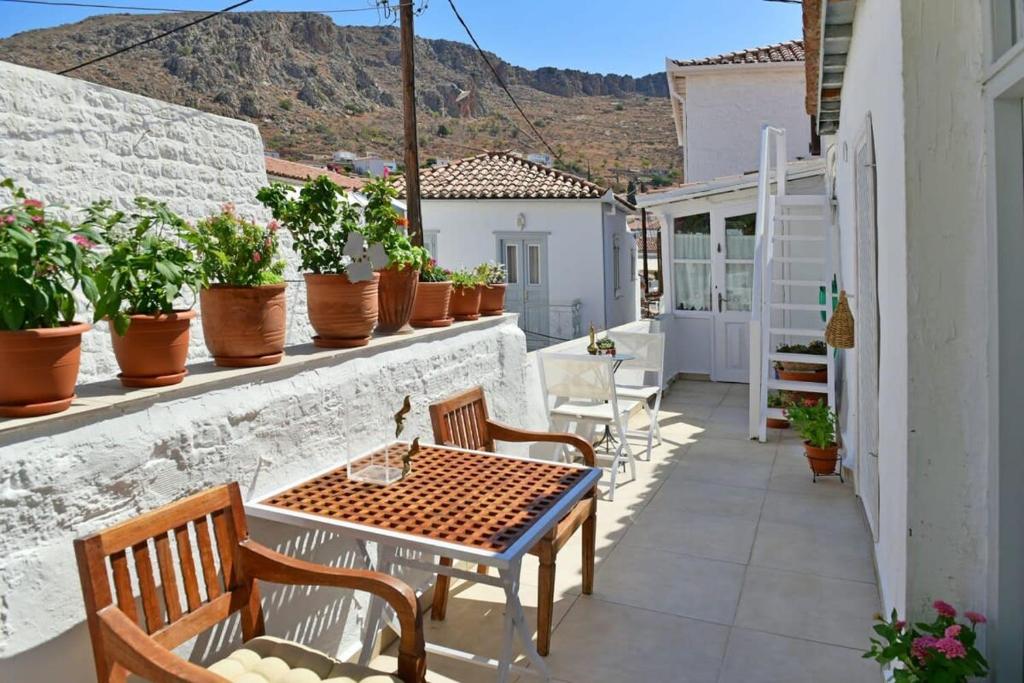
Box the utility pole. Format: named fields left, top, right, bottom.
left=399, top=0, right=424, bottom=247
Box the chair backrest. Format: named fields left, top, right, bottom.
left=428, top=386, right=496, bottom=452
left=75, top=482, right=263, bottom=682
left=538, top=352, right=617, bottom=405
left=606, top=330, right=666, bottom=383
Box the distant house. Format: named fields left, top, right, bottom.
left=352, top=156, right=398, bottom=177
left=265, top=156, right=365, bottom=191
left=526, top=153, right=553, bottom=167
left=666, top=40, right=814, bottom=182
left=397, top=152, right=637, bottom=346
left=331, top=150, right=357, bottom=166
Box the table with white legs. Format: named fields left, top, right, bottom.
left=245, top=441, right=602, bottom=682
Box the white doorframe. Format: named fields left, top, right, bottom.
left=711, top=207, right=757, bottom=383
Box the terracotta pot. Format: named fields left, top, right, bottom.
left=479, top=283, right=507, bottom=316
left=111, top=311, right=195, bottom=388
left=777, top=367, right=828, bottom=383
left=200, top=284, right=287, bottom=367
left=766, top=418, right=790, bottom=429
left=304, top=272, right=379, bottom=348
left=450, top=285, right=482, bottom=321
left=0, top=322, right=90, bottom=417
left=804, top=441, right=840, bottom=475
left=410, top=281, right=453, bottom=328
left=376, top=266, right=419, bottom=334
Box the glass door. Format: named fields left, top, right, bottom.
left=711, top=210, right=756, bottom=382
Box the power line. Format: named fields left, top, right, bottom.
left=445, top=0, right=560, bottom=163
left=3, top=0, right=389, bottom=13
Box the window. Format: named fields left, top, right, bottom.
left=723, top=213, right=755, bottom=312
left=527, top=244, right=541, bottom=285
left=991, top=0, right=1020, bottom=60
left=672, top=213, right=711, bottom=311
left=504, top=243, right=519, bottom=284
left=424, top=231, right=439, bottom=261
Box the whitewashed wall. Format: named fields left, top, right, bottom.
left=601, top=205, right=638, bottom=328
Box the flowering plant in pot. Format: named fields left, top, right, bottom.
left=410, top=259, right=453, bottom=328
left=0, top=179, right=103, bottom=416
left=785, top=399, right=839, bottom=476
left=449, top=268, right=483, bottom=321
left=475, top=261, right=507, bottom=316
left=87, top=198, right=202, bottom=387
left=359, top=177, right=428, bottom=334
left=183, top=204, right=287, bottom=367
left=864, top=601, right=988, bottom=682
left=258, top=175, right=387, bottom=348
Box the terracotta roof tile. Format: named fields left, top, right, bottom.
left=265, top=157, right=365, bottom=191
left=671, top=40, right=804, bottom=67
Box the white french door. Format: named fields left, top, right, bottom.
left=711, top=210, right=756, bottom=382
left=498, top=235, right=549, bottom=343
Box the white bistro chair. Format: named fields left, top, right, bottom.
left=538, top=352, right=643, bottom=500
left=607, top=330, right=666, bottom=460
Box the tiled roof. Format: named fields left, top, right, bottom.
left=671, top=40, right=804, bottom=67
left=395, top=152, right=608, bottom=200
left=265, top=157, right=365, bottom=191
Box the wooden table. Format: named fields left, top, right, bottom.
left=246, top=441, right=602, bottom=682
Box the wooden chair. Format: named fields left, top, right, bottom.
left=428, top=386, right=597, bottom=657
left=74, top=482, right=426, bottom=683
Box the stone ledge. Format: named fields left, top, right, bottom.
left=0, top=314, right=516, bottom=442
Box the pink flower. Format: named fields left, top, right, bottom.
left=23, top=199, right=43, bottom=208
left=2, top=214, right=14, bottom=224
left=935, top=636, right=967, bottom=659
left=382, top=167, right=390, bottom=177
left=267, top=219, right=280, bottom=233
left=944, top=624, right=962, bottom=638
left=911, top=635, right=939, bottom=663
left=251, top=250, right=262, bottom=263
left=31, top=214, right=43, bottom=223
left=933, top=600, right=957, bottom=618
left=966, top=611, right=987, bottom=625
left=71, top=234, right=97, bottom=249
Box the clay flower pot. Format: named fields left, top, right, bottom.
left=804, top=441, right=840, bottom=476
left=479, top=283, right=507, bottom=316
left=450, top=285, right=483, bottom=321
left=776, top=366, right=828, bottom=383
left=376, top=266, right=419, bottom=334
left=304, top=272, right=379, bottom=348
left=111, top=311, right=196, bottom=388
left=0, top=322, right=91, bottom=417
left=766, top=417, right=790, bottom=429
left=200, top=284, right=287, bottom=367
left=411, top=281, right=453, bottom=328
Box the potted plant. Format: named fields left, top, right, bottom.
left=184, top=204, right=287, bottom=367
left=449, top=268, right=483, bottom=321
left=410, top=259, right=453, bottom=328
left=258, top=176, right=385, bottom=348
left=88, top=198, right=202, bottom=388
left=476, top=261, right=507, bottom=316
left=596, top=337, right=616, bottom=356
left=786, top=400, right=840, bottom=476
left=766, top=391, right=791, bottom=429
left=360, top=177, right=427, bottom=334
left=774, top=340, right=828, bottom=382
left=0, top=180, right=102, bottom=416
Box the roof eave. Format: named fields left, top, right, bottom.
left=666, top=60, right=805, bottom=76
left=808, top=0, right=855, bottom=136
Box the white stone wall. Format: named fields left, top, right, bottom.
left=0, top=318, right=534, bottom=680
left=0, top=60, right=315, bottom=384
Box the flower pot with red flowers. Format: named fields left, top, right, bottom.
left=785, top=400, right=840, bottom=478
left=0, top=180, right=103, bottom=417
left=449, top=268, right=483, bottom=321
left=258, top=175, right=384, bottom=348
left=411, top=259, right=453, bottom=328
left=89, top=198, right=202, bottom=387
left=476, top=261, right=508, bottom=315
left=185, top=206, right=287, bottom=367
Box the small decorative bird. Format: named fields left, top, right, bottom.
left=394, top=395, right=412, bottom=438
left=402, top=437, right=420, bottom=479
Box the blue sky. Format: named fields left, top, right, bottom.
left=0, top=0, right=802, bottom=76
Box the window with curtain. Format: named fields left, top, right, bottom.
left=672, top=213, right=711, bottom=311
left=724, top=213, right=755, bottom=311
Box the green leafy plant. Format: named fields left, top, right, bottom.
left=785, top=400, right=838, bottom=447
left=86, top=198, right=202, bottom=335
left=475, top=260, right=507, bottom=286
left=864, top=603, right=989, bottom=682
left=419, top=258, right=450, bottom=283
left=0, top=179, right=103, bottom=330
left=596, top=337, right=616, bottom=352
left=359, top=177, right=427, bottom=271
left=776, top=340, right=827, bottom=355
left=766, top=391, right=793, bottom=409
left=449, top=267, right=481, bottom=290
left=183, top=205, right=285, bottom=287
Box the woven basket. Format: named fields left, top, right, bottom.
left=825, top=290, right=855, bottom=349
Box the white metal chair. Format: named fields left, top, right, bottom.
left=538, top=352, right=643, bottom=500
left=607, top=330, right=666, bottom=460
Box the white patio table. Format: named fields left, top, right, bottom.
left=245, top=440, right=602, bottom=682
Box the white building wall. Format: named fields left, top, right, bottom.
left=601, top=205, right=638, bottom=328
left=684, top=65, right=811, bottom=182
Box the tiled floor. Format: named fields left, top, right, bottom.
left=375, top=380, right=882, bottom=682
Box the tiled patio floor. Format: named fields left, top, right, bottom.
left=376, top=380, right=882, bottom=683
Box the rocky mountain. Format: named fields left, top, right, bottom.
left=0, top=12, right=678, bottom=189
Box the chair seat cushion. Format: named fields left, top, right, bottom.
left=207, top=636, right=401, bottom=683
left=615, top=384, right=659, bottom=401
left=549, top=399, right=640, bottom=422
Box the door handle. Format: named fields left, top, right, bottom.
left=718, top=292, right=728, bottom=312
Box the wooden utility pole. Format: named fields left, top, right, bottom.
left=399, top=0, right=424, bottom=247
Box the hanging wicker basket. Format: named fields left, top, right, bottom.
left=825, top=290, right=855, bottom=349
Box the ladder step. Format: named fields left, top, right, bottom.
left=767, top=379, right=829, bottom=393
left=769, top=352, right=829, bottom=364
left=769, top=303, right=828, bottom=311
left=771, top=256, right=825, bottom=264
left=775, top=195, right=829, bottom=207
left=765, top=407, right=788, bottom=419
left=772, top=279, right=827, bottom=287
left=774, top=215, right=825, bottom=223
left=772, top=235, right=825, bottom=242
left=768, top=328, right=824, bottom=336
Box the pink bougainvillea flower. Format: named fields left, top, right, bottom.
left=31, top=214, right=44, bottom=223
left=911, top=635, right=939, bottom=663
left=944, top=624, right=962, bottom=638
left=71, top=234, right=97, bottom=249
left=2, top=214, right=15, bottom=224
left=936, top=636, right=967, bottom=659
left=23, top=198, right=43, bottom=208
left=251, top=250, right=262, bottom=263
left=933, top=600, right=957, bottom=618
left=966, top=611, right=987, bottom=625
left=382, top=167, right=390, bottom=177
left=267, top=219, right=280, bottom=232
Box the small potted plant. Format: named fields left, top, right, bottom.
left=786, top=399, right=840, bottom=476
left=410, top=259, right=453, bottom=328
left=596, top=337, right=616, bottom=356
left=258, top=176, right=386, bottom=348
left=88, top=198, right=202, bottom=387
left=774, top=340, right=828, bottom=382
left=185, top=204, right=287, bottom=367
left=0, top=180, right=102, bottom=416
left=865, top=601, right=989, bottom=682
left=476, top=261, right=507, bottom=316
left=766, top=391, right=791, bottom=429
left=449, top=268, right=483, bottom=321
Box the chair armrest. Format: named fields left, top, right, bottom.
left=487, top=419, right=596, bottom=468
left=98, top=607, right=228, bottom=683
left=239, top=540, right=426, bottom=683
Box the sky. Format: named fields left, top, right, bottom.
left=0, top=0, right=803, bottom=76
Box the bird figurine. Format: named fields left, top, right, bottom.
left=394, top=395, right=412, bottom=438
left=402, top=437, right=420, bottom=479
